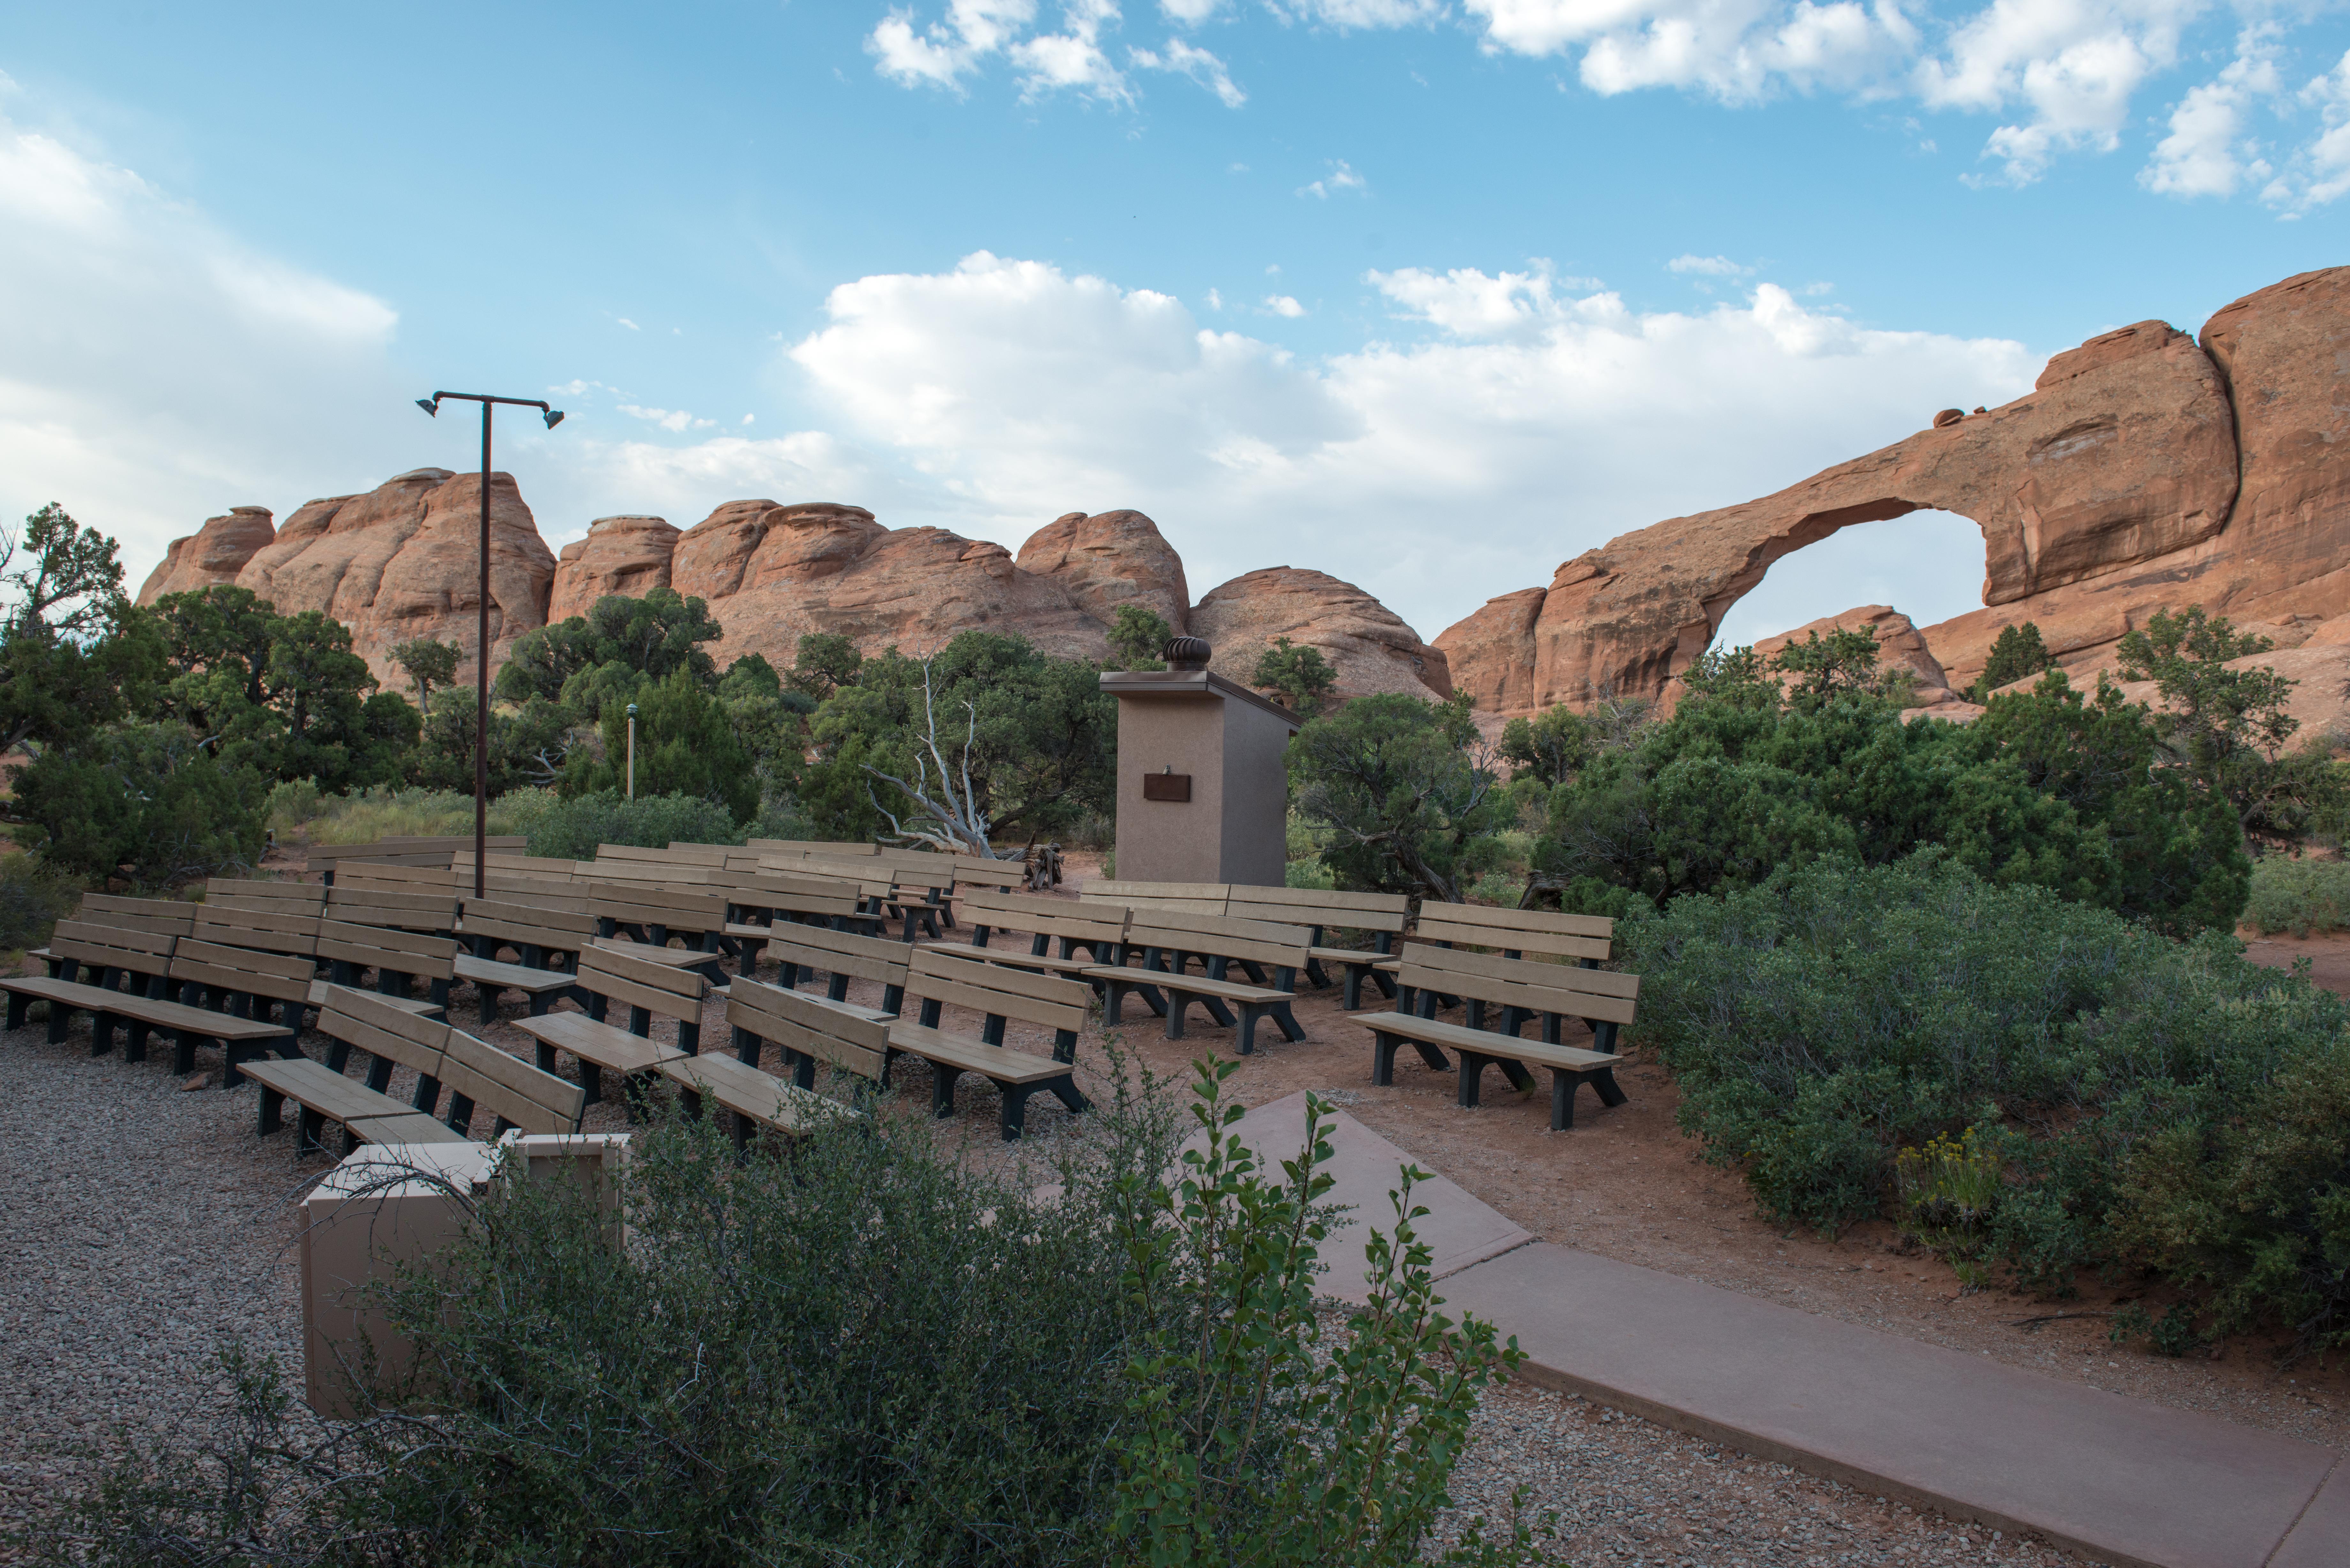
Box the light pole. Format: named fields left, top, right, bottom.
left=626, top=702, right=638, bottom=799
left=416, top=391, right=565, bottom=899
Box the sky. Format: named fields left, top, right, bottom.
left=1, top=0, right=2344, bottom=652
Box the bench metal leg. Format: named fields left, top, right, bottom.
left=1591, top=1066, right=1628, bottom=1109
left=296, top=1104, right=330, bottom=1157
left=125, top=1019, right=151, bottom=1063
left=46, top=1001, right=72, bottom=1045
left=174, top=1030, right=199, bottom=1077
left=1049, top=1075, right=1089, bottom=1115
left=257, top=1086, right=286, bottom=1136
left=931, top=1064, right=959, bottom=1119
left=479, top=983, right=500, bottom=1026
left=1163, top=993, right=1191, bottom=1042
left=997, top=1083, right=1034, bottom=1140
left=579, top=1060, right=603, bottom=1106
left=4, top=992, right=27, bottom=1032
left=1270, top=1000, right=1305, bottom=1044
left=90, top=1012, right=118, bottom=1057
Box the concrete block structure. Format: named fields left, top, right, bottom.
left=1100, top=638, right=1300, bottom=886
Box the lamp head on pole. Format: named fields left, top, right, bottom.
left=627, top=703, right=638, bottom=718
left=544, top=409, right=565, bottom=430
left=416, top=396, right=440, bottom=417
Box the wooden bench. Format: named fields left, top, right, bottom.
left=762, top=923, right=910, bottom=1021
left=1083, top=912, right=1310, bottom=1055
left=203, top=878, right=327, bottom=916
left=239, top=987, right=470, bottom=1158
left=30, top=894, right=193, bottom=975
left=942, top=891, right=1129, bottom=981
left=659, top=1047, right=860, bottom=1154
left=1358, top=944, right=1639, bottom=1131
left=1080, top=879, right=1229, bottom=917
left=432, top=1023, right=589, bottom=1140
left=171, top=938, right=319, bottom=1034
left=3, top=946, right=302, bottom=1084
left=588, top=882, right=730, bottom=984
left=37, top=917, right=180, bottom=1009
left=514, top=944, right=707, bottom=1110
left=886, top=947, right=1090, bottom=1140
left=312, top=835, right=521, bottom=884
left=454, top=898, right=590, bottom=1022
left=743, top=838, right=878, bottom=857
left=313, top=919, right=456, bottom=1017
left=717, top=871, right=877, bottom=970
left=1225, top=886, right=1411, bottom=1007
left=323, top=883, right=459, bottom=934
left=1389, top=904, right=1614, bottom=1014
left=725, top=972, right=892, bottom=1088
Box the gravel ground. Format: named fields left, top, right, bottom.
left=0, top=1029, right=308, bottom=1547
left=0, top=990, right=2104, bottom=1566
left=1436, top=1376, right=2091, bottom=1565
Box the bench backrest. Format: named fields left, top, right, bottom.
left=1395, top=943, right=1639, bottom=1025
left=658, top=841, right=738, bottom=866
left=190, top=906, right=320, bottom=958
left=590, top=882, right=730, bottom=935
left=754, top=858, right=895, bottom=899
left=49, top=918, right=177, bottom=977
left=904, top=946, right=1090, bottom=1037
left=437, top=1024, right=587, bottom=1134
left=1122, top=910, right=1313, bottom=972
left=1412, top=903, right=1613, bottom=963
left=947, top=851, right=1024, bottom=890
left=203, top=878, right=327, bottom=914
left=728, top=974, right=891, bottom=1080
left=317, top=984, right=450, bottom=1079
left=766, top=922, right=911, bottom=989
left=325, top=885, right=459, bottom=932
left=72, top=895, right=195, bottom=941
left=1224, top=885, right=1410, bottom=935
left=1081, top=879, right=1231, bottom=916
left=317, top=919, right=459, bottom=983
left=461, top=897, right=595, bottom=951
left=171, top=937, right=315, bottom=1004
left=718, top=871, right=865, bottom=924
left=958, top=890, right=1128, bottom=946
left=746, top=838, right=878, bottom=857
left=335, top=863, right=463, bottom=895
left=586, top=858, right=717, bottom=888
left=574, top=942, right=708, bottom=1024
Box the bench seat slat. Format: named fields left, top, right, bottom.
left=1355, top=1011, right=1620, bottom=1071
left=884, top=1022, right=1070, bottom=1085
left=658, top=1053, right=858, bottom=1134
left=0, top=976, right=289, bottom=1038
left=514, top=1011, right=687, bottom=1076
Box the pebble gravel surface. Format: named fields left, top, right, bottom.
left=4, top=1004, right=2101, bottom=1565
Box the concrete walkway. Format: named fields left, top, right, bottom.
left=1221, top=1093, right=2347, bottom=1568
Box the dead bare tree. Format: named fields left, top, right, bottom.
left=861, top=656, right=1003, bottom=857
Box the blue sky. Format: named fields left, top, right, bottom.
left=2, top=0, right=2344, bottom=650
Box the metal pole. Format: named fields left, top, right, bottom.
left=626, top=705, right=637, bottom=799
left=475, top=402, right=491, bottom=902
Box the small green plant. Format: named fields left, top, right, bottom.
left=1251, top=637, right=1338, bottom=718
left=265, top=777, right=324, bottom=832
left=0, top=852, right=83, bottom=953
left=1896, top=1131, right=2003, bottom=1290
left=1110, top=1060, right=1554, bottom=1566
left=1464, top=870, right=1520, bottom=906
left=1285, top=857, right=1335, bottom=891
left=2245, top=854, right=2350, bottom=937
left=525, top=789, right=745, bottom=859
left=2110, top=1303, right=2203, bottom=1358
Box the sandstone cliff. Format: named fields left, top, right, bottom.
left=1437, top=267, right=2350, bottom=717
left=231, top=467, right=556, bottom=688
left=135, top=507, right=276, bottom=604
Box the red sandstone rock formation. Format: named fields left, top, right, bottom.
left=1750, top=606, right=1958, bottom=705
left=135, top=507, right=276, bottom=604
left=1015, top=510, right=1190, bottom=635
left=231, top=467, right=555, bottom=688
left=1437, top=269, right=2350, bottom=718
left=1187, top=567, right=1452, bottom=705
left=547, top=516, right=681, bottom=622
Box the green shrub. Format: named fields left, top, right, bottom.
left=287, top=785, right=559, bottom=846
left=21, top=1063, right=1550, bottom=1564
left=1285, top=857, right=1336, bottom=891
left=526, top=790, right=744, bottom=860
left=11, top=722, right=267, bottom=888
left=2244, top=855, right=2350, bottom=936
left=0, top=853, right=83, bottom=953
left=265, top=777, right=325, bottom=833
left=1624, top=851, right=2350, bottom=1347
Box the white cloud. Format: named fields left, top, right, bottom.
left=1130, top=37, right=1247, bottom=104
left=1161, top=0, right=1227, bottom=19
left=2262, top=48, right=2350, bottom=210
left=1668, top=253, right=1755, bottom=276
left=1265, top=293, right=1308, bottom=316
left=742, top=413, right=757, bottom=425
left=1205, top=286, right=1224, bottom=309
left=768, top=251, right=2033, bottom=640
left=1011, top=0, right=1134, bottom=101
left=1279, top=0, right=1443, bottom=24
left=869, top=0, right=1038, bottom=89
left=617, top=316, right=641, bottom=330
left=618, top=404, right=718, bottom=433
left=1298, top=159, right=1368, bottom=197
left=0, top=107, right=417, bottom=591
left=2141, top=26, right=2278, bottom=196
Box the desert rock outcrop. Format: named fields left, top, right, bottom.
left=1751, top=606, right=1957, bottom=705
left=135, top=507, right=275, bottom=604
left=1015, top=510, right=1190, bottom=635
left=1438, top=311, right=2244, bottom=715
left=548, top=516, right=681, bottom=622
left=231, top=468, right=556, bottom=687
left=1188, top=567, right=1452, bottom=704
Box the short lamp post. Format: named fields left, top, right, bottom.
left=415, top=391, right=564, bottom=899
left=626, top=703, right=638, bottom=799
